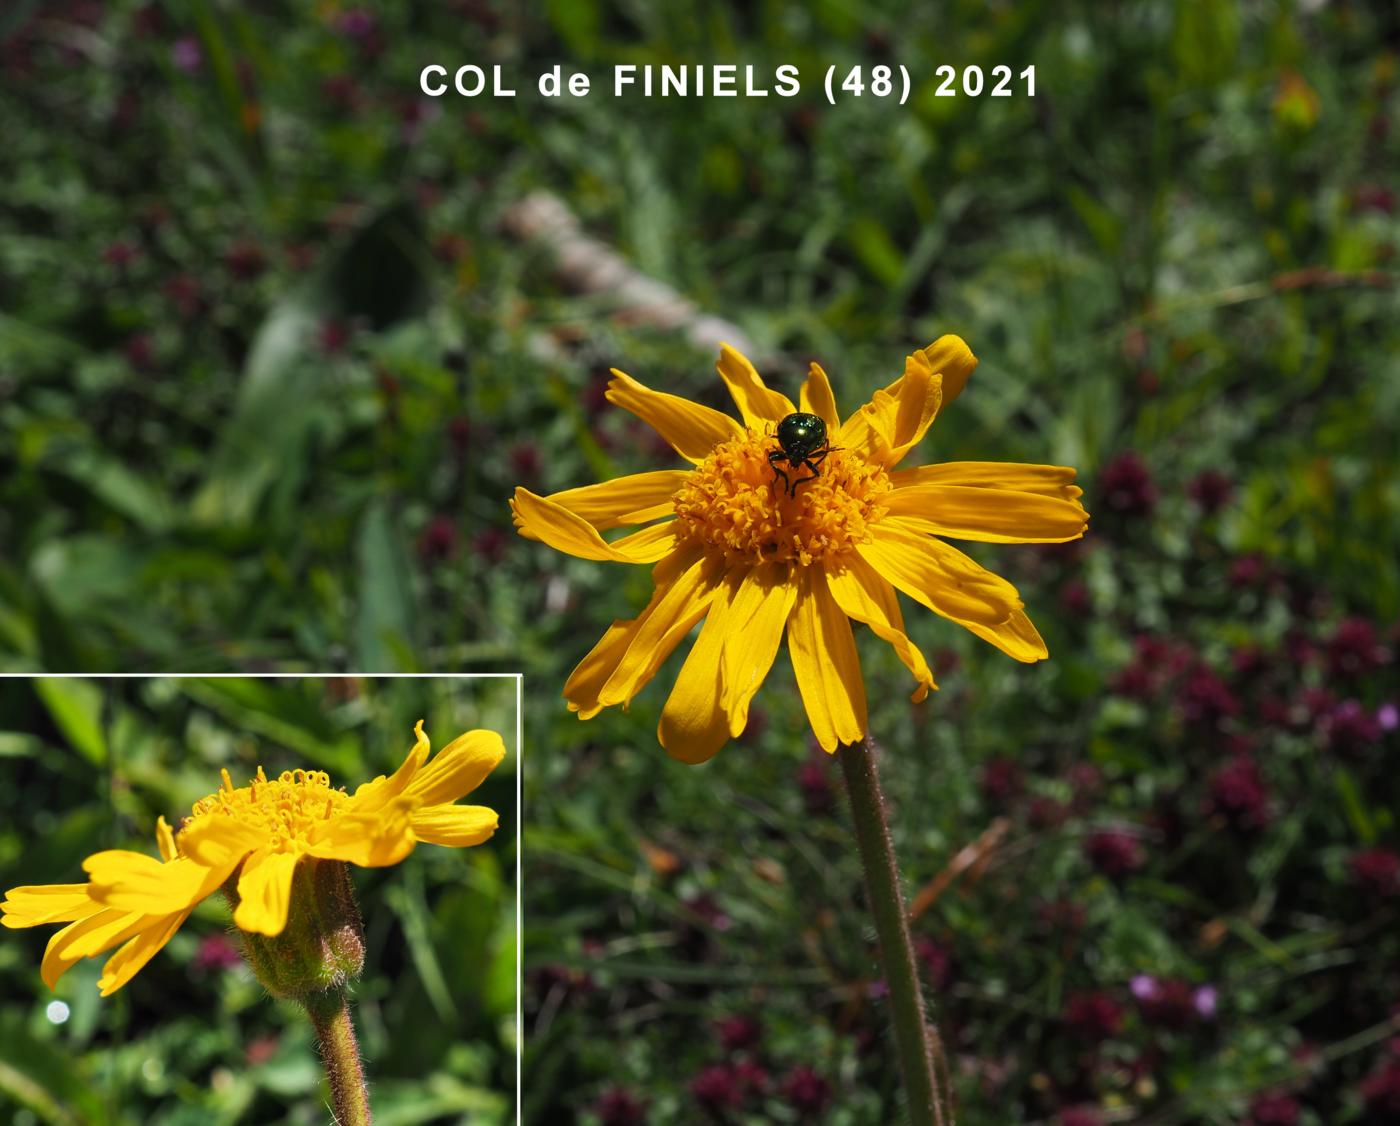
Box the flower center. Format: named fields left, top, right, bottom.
left=672, top=429, right=891, bottom=566
left=185, top=766, right=351, bottom=853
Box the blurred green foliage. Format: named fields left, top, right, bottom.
left=0, top=676, right=518, bottom=1124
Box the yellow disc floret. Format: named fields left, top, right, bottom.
left=672, top=429, right=891, bottom=566
left=186, top=766, right=351, bottom=854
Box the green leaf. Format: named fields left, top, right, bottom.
left=174, top=678, right=358, bottom=773
left=33, top=678, right=106, bottom=766
left=844, top=215, right=905, bottom=287
left=189, top=296, right=323, bottom=528
left=545, top=0, right=600, bottom=58
left=354, top=497, right=420, bottom=672
left=0, top=1009, right=111, bottom=1126
left=0, top=732, right=43, bottom=758
left=1066, top=185, right=1123, bottom=256
left=385, top=866, right=456, bottom=1024
left=1171, top=0, right=1241, bottom=86
left=42, top=444, right=175, bottom=534
left=1335, top=767, right=1375, bottom=844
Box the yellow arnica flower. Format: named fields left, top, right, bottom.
left=511, top=338, right=1088, bottom=763
left=1, top=723, right=504, bottom=996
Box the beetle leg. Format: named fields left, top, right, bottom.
left=790, top=457, right=823, bottom=494
left=768, top=451, right=793, bottom=496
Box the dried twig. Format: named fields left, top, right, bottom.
left=501, top=191, right=761, bottom=360
left=907, top=818, right=1011, bottom=924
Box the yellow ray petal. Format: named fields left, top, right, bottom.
left=1, top=884, right=99, bottom=928
left=406, top=731, right=506, bottom=807
left=960, top=607, right=1049, bottom=663
left=836, top=335, right=978, bottom=467
left=788, top=567, right=868, bottom=753
left=352, top=719, right=432, bottom=810
left=916, top=334, right=978, bottom=409
left=836, top=356, right=941, bottom=468
left=566, top=619, right=647, bottom=720
left=799, top=361, right=840, bottom=430
left=98, top=910, right=191, bottom=996
left=657, top=570, right=744, bottom=764
left=606, top=369, right=743, bottom=463
left=306, top=800, right=416, bottom=868
left=511, top=488, right=679, bottom=564
left=719, top=562, right=797, bottom=738
left=84, top=852, right=225, bottom=916
left=716, top=344, right=795, bottom=429
left=233, top=848, right=301, bottom=936
left=889, top=461, right=1081, bottom=500
left=41, top=907, right=149, bottom=989
left=155, top=817, right=177, bottom=862
left=410, top=804, right=499, bottom=848
left=522, top=470, right=687, bottom=535
left=884, top=485, right=1089, bottom=544
left=858, top=524, right=1022, bottom=627
left=175, top=815, right=265, bottom=871
left=562, top=546, right=705, bottom=719
left=598, top=552, right=726, bottom=710
left=825, top=554, right=937, bottom=702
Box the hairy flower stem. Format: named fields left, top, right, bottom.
left=304, top=988, right=372, bottom=1126
left=838, top=735, right=952, bottom=1126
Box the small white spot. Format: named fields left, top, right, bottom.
left=45, top=1000, right=70, bottom=1024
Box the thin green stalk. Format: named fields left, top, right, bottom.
left=304, top=988, right=372, bottom=1126
left=838, top=735, right=951, bottom=1126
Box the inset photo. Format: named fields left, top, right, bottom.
left=0, top=674, right=520, bottom=1125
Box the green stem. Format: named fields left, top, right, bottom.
left=304, top=988, right=372, bottom=1126
left=838, top=735, right=950, bottom=1126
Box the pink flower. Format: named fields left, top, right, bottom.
left=1351, top=848, right=1400, bottom=897
left=781, top=1065, right=832, bottom=1116
left=1246, top=1092, right=1300, bottom=1126
left=171, top=37, right=203, bottom=73
left=1206, top=756, right=1271, bottom=830
left=594, top=1087, right=647, bottom=1126
left=1361, top=1059, right=1400, bottom=1118
left=1063, top=991, right=1123, bottom=1041
left=192, top=932, right=242, bottom=974
left=979, top=756, right=1024, bottom=805
left=714, top=1015, right=762, bottom=1053
left=914, top=937, right=954, bottom=991
left=1324, top=700, right=1382, bottom=756
left=417, top=516, right=459, bottom=563
left=471, top=527, right=509, bottom=564
left=1327, top=617, right=1389, bottom=679
left=691, top=1064, right=743, bottom=1111
left=1085, top=829, right=1145, bottom=877
left=1133, top=977, right=1199, bottom=1030
left=1099, top=451, right=1158, bottom=518
left=1177, top=665, right=1239, bottom=728
left=1186, top=469, right=1232, bottom=514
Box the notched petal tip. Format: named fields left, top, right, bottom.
left=604, top=368, right=743, bottom=462
left=406, top=729, right=506, bottom=806
left=716, top=343, right=794, bottom=428
left=917, top=334, right=978, bottom=405
left=510, top=487, right=680, bottom=564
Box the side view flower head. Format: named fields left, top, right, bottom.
left=511, top=337, right=1088, bottom=763
left=1, top=722, right=505, bottom=996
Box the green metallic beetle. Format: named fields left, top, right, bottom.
left=768, top=412, right=839, bottom=497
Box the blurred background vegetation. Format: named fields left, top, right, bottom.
left=0, top=676, right=518, bottom=1125
left=2, top=0, right=1398, bottom=1124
